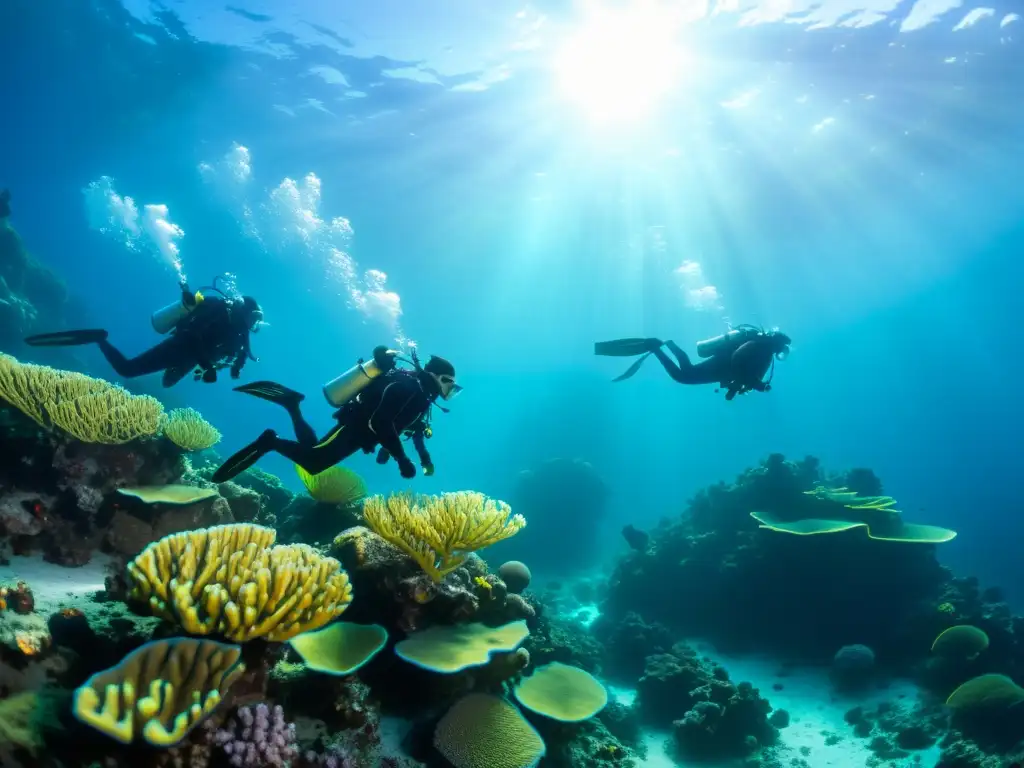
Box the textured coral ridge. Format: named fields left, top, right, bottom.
left=72, top=637, right=245, bottom=746
left=127, top=523, right=353, bottom=642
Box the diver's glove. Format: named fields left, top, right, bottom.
left=376, top=448, right=391, bottom=465
left=372, top=345, right=397, bottom=373
left=397, top=457, right=416, bottom=479
left=201, top=368, right=217, bottom=384
left=422, top=462, right=435, bottom=477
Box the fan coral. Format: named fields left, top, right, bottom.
left=363, top=490, right=525, bottom=582
left=0, top=353, right=165, bottom=443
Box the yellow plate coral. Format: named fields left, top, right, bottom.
left=513, top=662, right=608, bottom=722
left=288, top=622, right=388, bottom=675
left=394, top=620, right=530, bottom=673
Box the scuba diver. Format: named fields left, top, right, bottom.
left=594, top=325, right=791, bottom=401
left=24, top=276, right=263, bottom=387
left=211, top=345, right=460, bottom=483
left=0, top=189, right=11, bottom=220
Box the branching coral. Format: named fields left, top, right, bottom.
left=0, top=353, right=165, bottom=443
left=126, top=523, right=353, bottom=642
left=363, top=490, right=525, bottom=582
left=163, top=407, right=222, bottom=451
left=72, top=637, right=245, bottom=746
left=214, top=703, right=297, bottom=767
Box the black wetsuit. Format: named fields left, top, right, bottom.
left=652, top=337, right=776, bottom=400
left=212, top=368, right=439, bottom=483
left=25, top=295, right=256, bottom=387
left=100, top=296, right=254, bottom=386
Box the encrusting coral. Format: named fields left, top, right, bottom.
left=162, top=407, right=222, bottom=452
left=71, top=637, right=245, bottom=746
left=0, top=353, right=165, bottom=444
left=126, top=523, right=353, bottom=642
left=363, top=490, right=526, bottom=582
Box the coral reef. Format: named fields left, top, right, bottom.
left=600, top=454, right=950, bottom=666
left=635, top=643, right=778, bottom=759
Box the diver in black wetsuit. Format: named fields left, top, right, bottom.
left=595, top=325, right=792, bottom=401
left=24, top=279, right=264, bottom=387
left=211, top=347, right=459, bottom=483
left=0, top=190, right=11, bottom=220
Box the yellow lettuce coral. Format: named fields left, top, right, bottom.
left=126, top=523, right=353, bottom=642
left=363, top=491, right=525, bottom=582
left=296, top=465, right=366, bottom=505
left=72, top=637, right=244, bottom=746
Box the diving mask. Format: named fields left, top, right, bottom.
left=432, top=372, right=462, bottom=401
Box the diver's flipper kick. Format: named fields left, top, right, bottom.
left=24, top=329, right=109, bottom=346
left=595, top=326, right=792, bottom=400
left=233, top=380, right=306, bottom=407
left=593, top=338, right=661, bottom=357
left=211, top=346, right=460, bottom=483
left=24, top=276, right=265, bottom=388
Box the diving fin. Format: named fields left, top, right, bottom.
left=211, top=430, right=277, bottom=483
left=234, top=380, right=306, bottom=407
left=612, top=353, right=652, bottom=382
left=24, top=329, right=108, bottom=347
left=594, top=338, right=659, bottom=357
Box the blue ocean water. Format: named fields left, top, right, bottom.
left=2, top=0, right=1022, bottom=604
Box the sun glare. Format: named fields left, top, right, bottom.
left=554, top=3, right=690, bottom=125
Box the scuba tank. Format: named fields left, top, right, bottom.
left=696, top=325, right=761, bottom=359
left=323, top=349, right=402, bottom=408
left=151, top=290, right=203, bottom=334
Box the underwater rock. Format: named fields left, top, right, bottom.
left=530, top=714, right=638, bottom=768
left=524, top=609, right=602, bottom=674
left=105, top=493, right=234, bottom=557
left=831, top=643, right=876, bottom=691
left=602, top=453, right=950, bottom=666
left=216, top=480, right=265, bottom=523
left=276, top=494, right=361, bottom=546
left=598, top=611, right=674, bottom=682
left=671, top=678, right=777, bottom=761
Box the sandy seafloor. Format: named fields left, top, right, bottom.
left=566, top=602, right=942, bottom=768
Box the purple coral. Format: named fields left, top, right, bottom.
left=294, top=744, right=357, bottom=768
left=214, top=703, right=298, bottom=767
